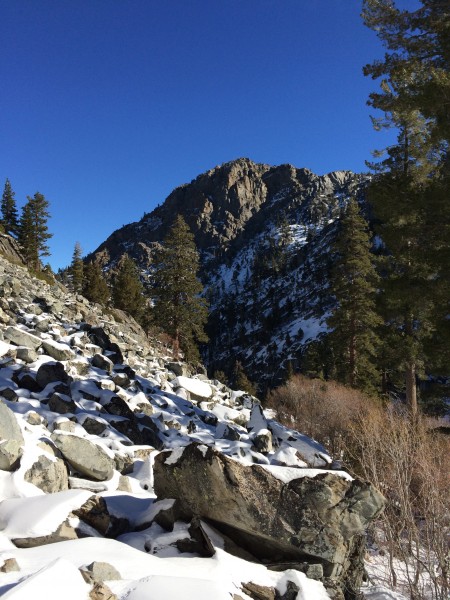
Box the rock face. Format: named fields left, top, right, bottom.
left=154, top=443, right=385, bottom=598
left=0, top=233, right=25, bottom=265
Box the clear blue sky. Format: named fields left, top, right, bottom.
left=0, top=0, right=412, bottom=271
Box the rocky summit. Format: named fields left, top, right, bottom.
left=88, top=158, right=367, bottom=388
left=0, top=253, right=384, bottom=600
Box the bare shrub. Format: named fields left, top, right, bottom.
left=267, top=375, right=449, bottom=599
left=266, top=374, right=376, bottom=458
left=346, top=407, right=450, bottom=600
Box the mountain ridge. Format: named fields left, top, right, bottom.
left=88, top=158, right=368, bottom=388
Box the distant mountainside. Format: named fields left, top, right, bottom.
left=89, top=158, right=367, bottom=389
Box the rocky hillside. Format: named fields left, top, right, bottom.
left=88, top=158, right=367, bottom=388
left=0, top=254, right=386, bottom=600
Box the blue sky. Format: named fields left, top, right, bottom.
left=1, top=1, right=411, bottom=270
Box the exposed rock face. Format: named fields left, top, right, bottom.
left=154, top=443, right=385, bottom=598
left=0, top=234, right=25, bottom=265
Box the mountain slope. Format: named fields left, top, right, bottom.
left=89, top=158, right=367, bottom=388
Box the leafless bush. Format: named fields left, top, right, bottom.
left=267, top=375, right=449, bottom=599
left=266, top=374, right=375, bottom=458
left=346, top=407, right=449, bottom=600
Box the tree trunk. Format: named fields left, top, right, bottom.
left=405, top=362, right=418, bottom=416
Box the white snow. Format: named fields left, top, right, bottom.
left=261, top=464, right=353, bottom=483
left=172, top=376, right=213, bottom=399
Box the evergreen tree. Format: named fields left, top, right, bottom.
left=362, top=0, right=450, bottom=412
left=18, top=192, right=52, bottom=271
left=111, top=254, right=146, bottom=324
left=1, top=179, right=19, bottom=236
left=70, top=242, right=84, bottom=293
left=232, top=361, right=257, bottom=396
left=152, top=215, right=208, bottom=362
left=362, top=0, right=450, bottom=149
left=82, top=262, right=110, bottom=306
left=327, top=199, right=381, bottom=392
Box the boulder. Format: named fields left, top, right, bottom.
left=11, top=369, right=41, bottom=392
left=47, top=392, right=77, bottom=414
left=0, top=439, right=23, bottom=471
left=92, top=353, right=114, bottom=373
left=154, top=443, right=385, bottom=598
left=36, top=361, right=72, bottom=389
left=24, top=454, right=69, bottom=493
left=42, top=339, right=75, bottom=361
left=15, top=346, right=39, bottom=363
left=0, top=387, right=19, bottom=402
left=88, top=327, right=123, bottom=364
left=4, top=326, right=42, bottom=350
left=51, top=432, right=115, bottom=481
left=172, top=376, right=213, bottom=401
left=0, top=399, right=24, bottom=445
left=166, top=362, right=190, bottom=377
left=81, top=561, right=121, bottom=583
left=0, top=557, right=20, bottom=572
left=72, top=495, right=129, bottom=537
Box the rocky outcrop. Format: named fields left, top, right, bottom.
left=154, top=443, right=385, bottom=599
left=0, top=234, right=25, bottom=265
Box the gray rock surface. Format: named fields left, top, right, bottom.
left=0, top=399, right=24, bottom=446
left=154, top=443, right=385, bottom=597
left=51, top=432, right=115, bottom=481
left=4, top=326, right=42, bottom=350
left=0, top=439, right=23, bottom=471
left=24, top=454, right=69, bottom=492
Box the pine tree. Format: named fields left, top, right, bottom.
left=233, top=361, right=257, bottom=396
left=152, top=215, right=208, bottom=362
left=362, top=0, right=450, bottom=149
left=18, top=192, right=52, bottom=271
left=326, top=199, right=381, bottom=392
left=82, top=262, right=110, bottom=306
left=70, top=242, right=84, bottom=293
left=362, top=0, right=450, bottom=413
left=1, top=179, right=19, bottom=236
left=111, top=254, right=146, bottom=324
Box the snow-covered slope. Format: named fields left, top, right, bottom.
left=0, top=255, right=389, bottom=600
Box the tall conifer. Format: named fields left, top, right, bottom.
left=327, top=199, right=381, bottom=391
left=152, top=215, right=208, bottom=362
left=1, top=179, right=19, bottom=236
left=18, top=192, right=52, bottom=271
left=112, top=254, right=146, bottom=324
left=70, top=242, right=84, bottom=293
left=82, top=262, right=110, bottom=306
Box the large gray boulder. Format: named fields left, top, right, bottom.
left=51, top=432, right=115, bottom=481
left=154, top=443, right=385, bottom=599
left=42, top=339, right=75, bottom=361
left=4, top=326, right=42, bottom=350
left=0, top=400, right=24, bottom=471
left=0, top=398, right=24, bottom=444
